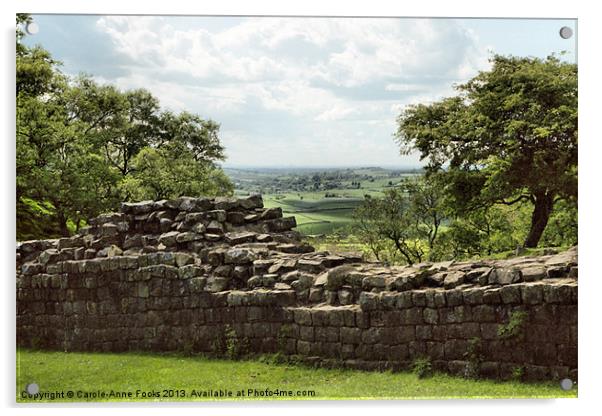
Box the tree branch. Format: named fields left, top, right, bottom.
left=497, top=194, right=532, bottom=206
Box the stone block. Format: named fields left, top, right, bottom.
left=500, top=285, right=521, bottom=304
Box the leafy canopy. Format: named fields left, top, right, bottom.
left=395, top=54, right=577, bottom=247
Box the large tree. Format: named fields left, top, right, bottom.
left=395, top=55, right=577, bottom=248
left=16, top=15, right=233, bottom=239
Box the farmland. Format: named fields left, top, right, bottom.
left=225, top=167, right=422, bottom=236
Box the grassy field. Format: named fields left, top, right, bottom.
left=228, top=167, right=420, bottom=236
left=16, top=349, right=576, bottom=402
left=263, top=194, right=358, bottom=235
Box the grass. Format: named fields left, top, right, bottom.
left=264, top=193, right=360, bottom=235
left=16, top=349, right=576, bottom=402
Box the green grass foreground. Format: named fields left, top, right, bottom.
left=16, top=349, right=576, bottom=402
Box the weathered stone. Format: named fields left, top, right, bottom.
left=214, top=265, right=233, bottom=277
left=521, top=284, right=544, bottom=304
left=239, top=194, right=263, bottom=209
left=316, top=265, right=355, bottom=290
left=205, top=210, right=227, bottom=222
left=297, top=258, right=324, bottom=273
left=544, top=250, right=577, bottom=267
left=247, top=275, right=276, bottom=289
left=226, top=211, right=247, bottom=225
left=204, top=233, right=223, bottom=242
left=275, top=243, right=307, bottom=254
left=390, top=274, right=416, bottom=291
left=176, top=232, right=201, bottom=243
left=547, top=266, right=568, bottom=278
left=429, top=260, right=455, bottom=272
left=252, top=259, right=274, bottom=275
left=121, top=200, right=155, bottom=215
left=225, top=231, right=256, bottom=245
left=174, top=253, right=195, bottom=267
left=97, top=245, right=123, bottom=258
left=232, top=265, right=250, bottom=280
left=205, top=277, right=230, bottom=292
left=362, top=275, right=386, bottom=290
left=178, top=264, right=202, bottom=279
left=543, top=284, right=574, bottom=304
left=266, top=217, right=297, bottom=232
left=274, top=282, right=292, bottom=290
left=308, top=287, right=324, bottom=302
left=443, top=271, right=465, bottom=289
left=358, top=292, right=379, bottom=311
left=158, top=231, right=180, bottom=246
left=465, top=267, right=492, bottom=284
left=499, top=285, right=522, bottom=304
left=206, top=220, right=224, bottom=234
left=38, top=249, right=59, bottom=265
left=159, top=218, right=173, bottom=232
left=224, top=248, right=258, bottom=265
left=489, top=268, right=522, bottom=285
left=188, top=277, right=206, bottom=292
left=178, top=197, right=213, bottom=212
left=338, top=289, right=354, bottom=305
left=214, top=196, right=241, bottom=211
left=521, top=266, right=547, bottom=282
left=192, top=223, right=207, bottom=234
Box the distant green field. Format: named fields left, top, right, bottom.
left=264, top=194, right=359, bottom=235
left=228, top=168, right=421, bottom=236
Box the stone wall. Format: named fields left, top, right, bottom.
left=16, top=196, right=578, bottom=381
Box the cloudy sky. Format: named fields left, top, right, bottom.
left=23, top=15, right=576, bottom=168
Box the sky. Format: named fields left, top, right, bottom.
left=22, top=15, right=577, bottom=168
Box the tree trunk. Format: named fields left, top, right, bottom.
left=524, top=192, right=554, bottom=248
left=57, top=210, right=70, bottom=237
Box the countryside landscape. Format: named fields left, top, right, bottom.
left=228, top=166, right=421, bottom=235
left=16, top=14, right=578, bottom=402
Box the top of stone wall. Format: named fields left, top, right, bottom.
left=16, top=195, right=578, bottom=307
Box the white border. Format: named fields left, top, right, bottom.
left=2, top=1, right=600, bottom=416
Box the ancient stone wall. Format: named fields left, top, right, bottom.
left=16, top=196, right=577, bottom=381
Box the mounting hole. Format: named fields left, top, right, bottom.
left=560, top=378, right=574, bottom=390
left=25, top=383, right=39, bottom=395
left=25, top=22, right=39, bottom=35
left=559, top=26, right=573, bottom=39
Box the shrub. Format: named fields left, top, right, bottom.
left=498, top=311, right=528, bottom=341
left=412, top=357, right=433, bottom=379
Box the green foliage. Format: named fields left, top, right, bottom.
left=412, top=357, right=433, bottom=379
left=498, top=311, right=529, bottom=341
left=353, top=174, right=446, bottom=264
left=214, top=325, right=250, bottom=360
left=463, top=337, right=483, bottom=379
left=540, top=199, right=578, bottom=247
left=120, top=144, right=233, bottom=201
left=511, top=366, right=525, bottom=382
left=431, top=204, right=529, bottom=261
left=16, top=197, right=61, bottom=241
left=396, top=54, right=577, bottom=248
left=15, top=15, right=233, bottom=240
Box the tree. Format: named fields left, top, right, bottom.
left=433, top=205, right=522, bottom=260
left=395, top=55, right=577, bottom=248
left=15, top=15, right=234, bottom=239
left=120, top=141, right=233, bottom=201
left=353, top=175, right=446, bottom=265
left=401, top=175, right=446, bottom=253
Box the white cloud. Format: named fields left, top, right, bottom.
left=93, top=16, right=490, bottom=167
